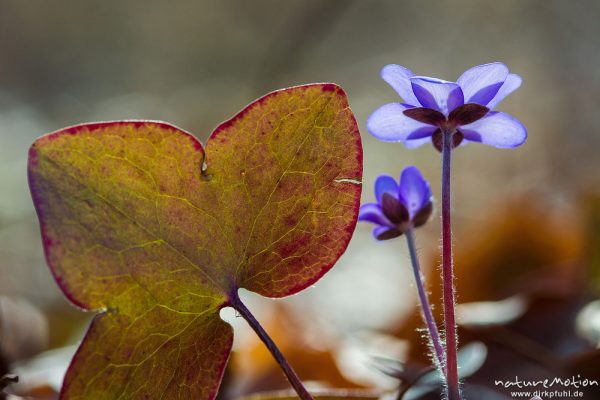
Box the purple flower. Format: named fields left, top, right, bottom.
left=359, top=166, right=433, bottom=240
left=366, top=62, right=527, bottom=150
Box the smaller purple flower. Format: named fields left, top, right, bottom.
left=366, top=62, right=527, bottom=151
left=359, top=166, right=433, bottom=240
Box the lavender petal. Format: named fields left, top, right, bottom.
left=375, top=175, right=398, bottom=203
left=373, top=226, right=403, bottom=241
left=457, top=62, right=509, bottom=106
left=410, top=77, right=464, bottom=114
left=461, top=111, right=527, bottom=148
left=486, top=74, right=522, bottom=109
left=398, top=166, right=432, bottom=219
left=367, top=103, right=437, bottom=142
left=381, top=64, right=419, bottom=105
left=359, top=203, right=392, bottom=227
left=404, top=136, right=433, bottom=149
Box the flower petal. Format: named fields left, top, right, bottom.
left=457, top=62, right=509, bottom=106
left=381, top=64, right=420, bottom=105
left=398, top=166, right=432, bottom=219
left=410, top=77, right=464, bottom=114
left=381, top=192, right=409, bottom=224
left=373, top=226, right=402, bottom=241
left=358, top=203, right=392, bottom=227
left=432, top=129, right=464, bottom=152
left=448, top=103, right=489, bottom=126
left=374, top=175, right=398, bottom=203
left=403, top=107, right=446, bottom=125
left=406, top=127, right=438, bottom=140
left=486, top=74, right=522, bottom=109
left=366, top=103, right=437, bottom=142
left=412, top=202, right=433, bottom=228
left=460, top=111, right=527, bottom=148
left=404, top=136, right=433, bottom=149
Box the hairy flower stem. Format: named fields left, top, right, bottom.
left=229, top=291, right=314, bottom=400
left=441, top=130, right=460, bottom=400
left=405, top=227, right=446, bottom=373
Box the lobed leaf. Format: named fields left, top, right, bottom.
left=28, top=84, right=362, bottom=399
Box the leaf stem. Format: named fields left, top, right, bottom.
left=229, top=290, right=314, bottom=400
left=441, top=130, right=460, bottom=400
left=405, top=227, right=445, bottom=373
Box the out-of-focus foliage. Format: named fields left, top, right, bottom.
left=2, top=1, right=600, bottom=399
left=228, top=304, right=363, bottom=398
left=241, top=389, right=380, bottom=400
left=586, top=195, right=600, bottom=293
left=392, top=198, right=600, bottom=397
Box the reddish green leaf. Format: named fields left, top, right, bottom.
left=28, top=84, right=362, bottom=399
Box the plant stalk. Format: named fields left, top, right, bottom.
left=405, top=227, right=445, bottom=373
left=229, top=291, right=314, bottom=400
left=441, top=130, right=460, bottom=400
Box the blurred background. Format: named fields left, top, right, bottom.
left=1, top=1, right=600, bottom=399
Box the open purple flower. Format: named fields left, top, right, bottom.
left=359, top=166, right=433, bottom=240
left=366, top=62, right=527, bottom=150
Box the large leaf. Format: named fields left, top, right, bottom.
left=28, top=84, right=362, bottom=399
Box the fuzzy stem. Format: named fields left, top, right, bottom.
left=441, top=130, right=460, bottom=400
left=229, top=291, right=314, bottom=400
left=405, top=227, right=446, bottom=373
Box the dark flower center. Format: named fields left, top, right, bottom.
left=432, top=129, right=463, bottom=152
left=448, top=103, right=489, bottom=125
left=403, top=103, right=489, bottom=152
left=381, top=193, right=433, bottom=229
left=375, top=194, right=433, bottom=240
left=381, top=193, right=409, bottom=224
left=403, top=103, right=489, bottom=127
